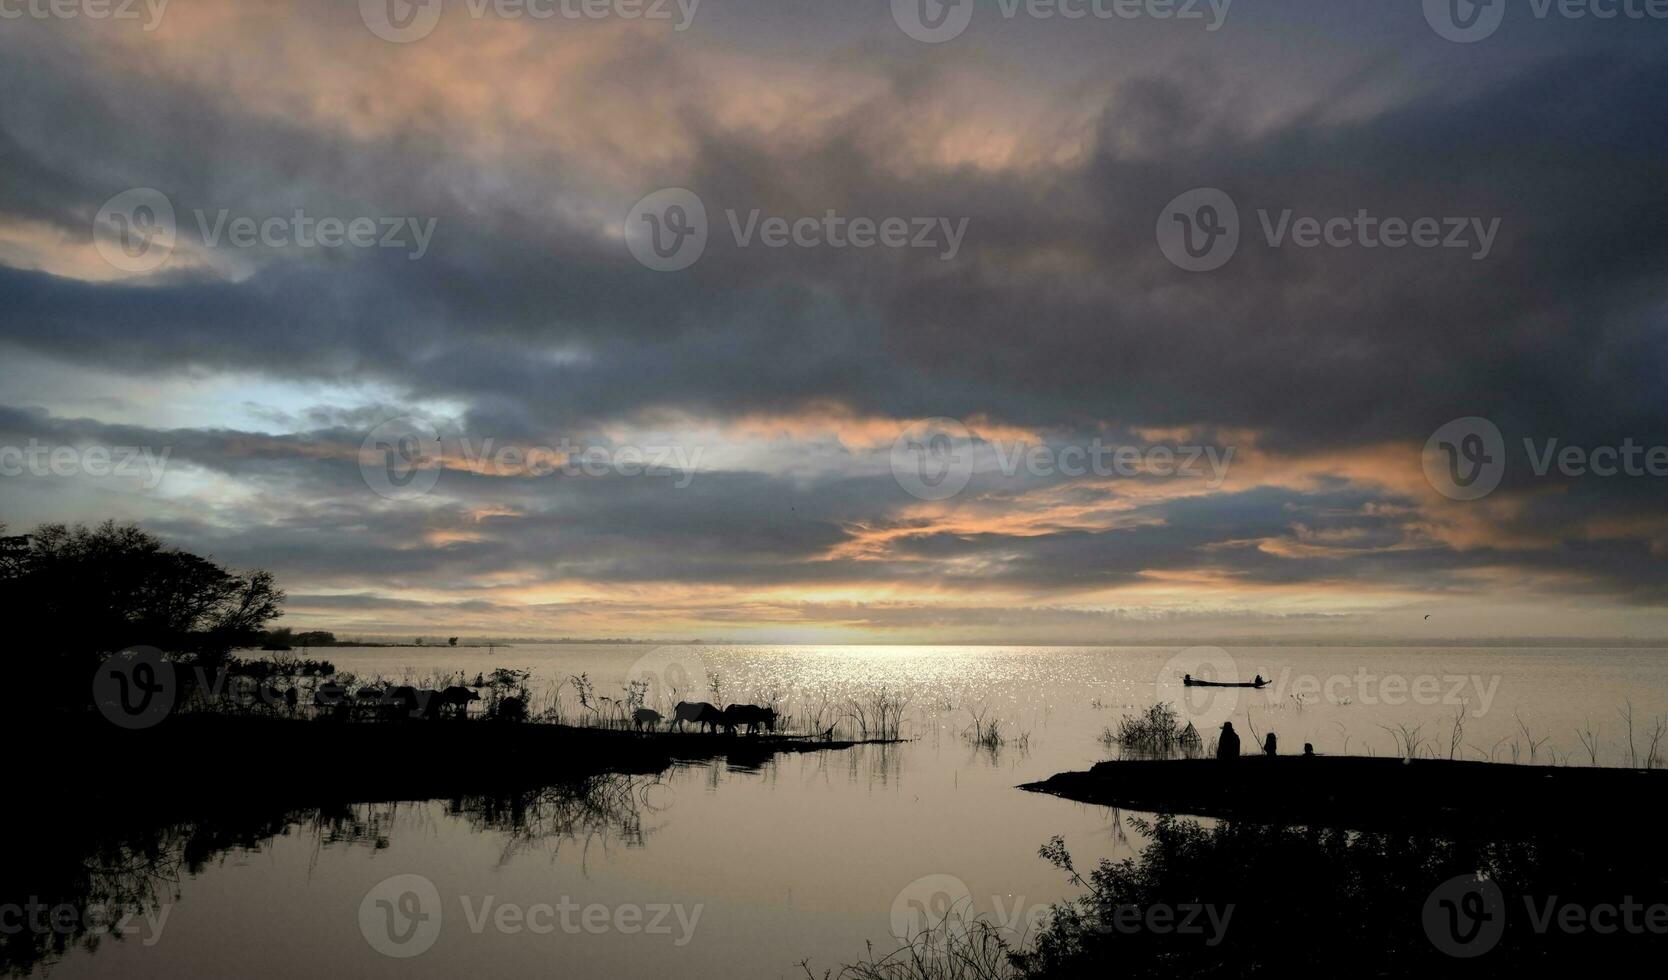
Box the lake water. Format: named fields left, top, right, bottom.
left=33, top=644, right=1668, bottom=978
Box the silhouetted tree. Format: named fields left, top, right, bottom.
left=11, top=520, right=285, bottom=694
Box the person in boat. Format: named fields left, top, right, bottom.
left=1216, top=722, right=1240, bottom=760
left=1253, top=674, right=1265, bottom=686
left=1183, top=673, right=1193, bottom=685
left=1263, top=732, right=1278, bottom=756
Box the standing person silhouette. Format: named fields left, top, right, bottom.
left=1216, top=722, right=1240, bottom=760
left=1263, top=732, right=1278, bottom=756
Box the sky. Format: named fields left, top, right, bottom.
left=2, top=0, right=1668, bottom=642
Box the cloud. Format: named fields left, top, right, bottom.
left=2, top=7, right=1667, bottom=637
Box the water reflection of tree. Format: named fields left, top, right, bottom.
left=1020, top=815, right=1668, bottom=977
left=448, top=772, right=671, bottom=867
left=1, top=776, right=668, bottom=976
left=2, top=808, right=317, bottom=977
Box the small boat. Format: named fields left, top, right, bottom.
left=1183, top=677, right=1268, bottom=688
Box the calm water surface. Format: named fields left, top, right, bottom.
left=43, top=645, right=1668, bottom=978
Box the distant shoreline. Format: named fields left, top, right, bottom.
left=267, top=637, right=1668, bottom=649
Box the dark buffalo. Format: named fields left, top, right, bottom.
left=632, top=707, right=663, bottom=731
left=437, top=685, right=481, bottom=718
left=496, top=696, right=527, bottom=722
left=671, top=700, right=723, bottom=733
left=723, top=703, right=777, bottom=734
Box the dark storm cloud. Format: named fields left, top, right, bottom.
left=1, top=35, right=1662, bottom=451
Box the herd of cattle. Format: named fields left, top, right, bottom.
left=634, top=701, right=778, bottom=734
left=306, top=681, right=520, bottom=721
left=232, top=680, right=775, bottom=733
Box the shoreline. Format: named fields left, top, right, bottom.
left=1022, top=755, right=1668, bottom=833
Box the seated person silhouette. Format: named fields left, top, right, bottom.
left=1263, top=732, right=1278, bottom=756
left=1303, top=742, right=1315, bottom=757
left=1216, top=722, right=1240, bottom=760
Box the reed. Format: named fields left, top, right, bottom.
left=963, top=707, right=1030, bottom=751
left=800, top=918, right=1018, bottom=980
left=1104, top=702, right=1200, bottom=752
left=846, top=687, right=909, bottom=739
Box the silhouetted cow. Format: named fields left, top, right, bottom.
left=723, top=703, right=777, bottom=734
left=671, top=701, right=723, bottom=733
left=437, top=685, right=480, bottom=719
left=633, top=707, right=663, bottom=731
left=496, top=696, right=527, bottom=722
